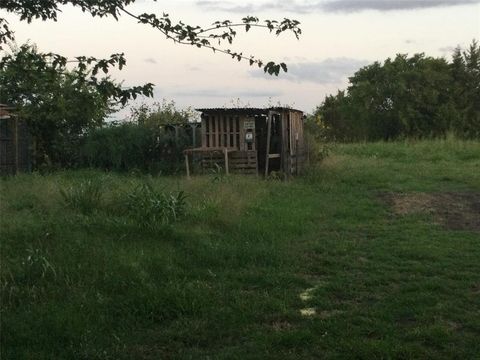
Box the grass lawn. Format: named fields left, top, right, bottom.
left=1, top=139, right=480, bottom=359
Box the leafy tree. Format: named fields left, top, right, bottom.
left=0, top=44, right=153, bottom=167
left=347, top=54, right=451, bottom=140
left=0, top=0, right=301, bottom=75
left=315, top=42, right=479, bottom=141
left=450, top=40, right=480, bottom=138
left=313, top=91, right=359, bottom=141
left=130, top=100, right=194, bottom=127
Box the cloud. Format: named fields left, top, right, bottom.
left=250, top=58, right=368, bottom=84
left=196, top=0, right=479, bottom=13
left=438, top=45, right=456, bottom=53
left=195, top=1, right=256, bottom=13
left=144, top=58, right=157, bottom=64
left=172, top=88, right=283, bottom=98
left=322, top=0, right=479, bottom=12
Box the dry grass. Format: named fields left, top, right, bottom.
left=381, top=192, right=480, bottom=232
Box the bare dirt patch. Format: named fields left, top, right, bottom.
left=380, top=192, right=480, bottom=232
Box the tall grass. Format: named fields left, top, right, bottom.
left=1, top=139, right=479, bottom=359
left=59, top=178, right=103, bottom=214
left=124, top=183, right=187, bottom=228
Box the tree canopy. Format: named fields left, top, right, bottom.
left=314, top=40, right=480, bottom=141
left=0, top=44, right=123, bottom=166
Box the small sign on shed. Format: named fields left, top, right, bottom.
left=244, top=120, right=255, bottom=129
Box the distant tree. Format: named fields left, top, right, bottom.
left=130, top=100, right=194, bottom=127
left=450, top=40, right=480, bottom=138
left=313, top=91, right=358, bottom=141
left=315, top=42, right=479, bottom=141
left=347, top=53, right=451, bottom=140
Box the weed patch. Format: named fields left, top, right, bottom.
left=124, top=183, right=187, bottom=229
left=59, top=178, right=103, bottom=214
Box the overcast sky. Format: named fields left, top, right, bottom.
left=2, top=0, right=480, bottom=116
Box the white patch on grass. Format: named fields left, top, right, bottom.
left=299, top=287, right=315, bottom=301
left=299, top=284, right=324, bottom=301
left=300, top=308, right=317, bottom=317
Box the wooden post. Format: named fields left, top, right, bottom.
left=264, top=113, right=272, bottom=178
left=226, top=116, right=231, bottom=147
left=296, top=137, right=299, bottom=175
left=224, top=148, right=229, bottom=175
left=281, top=112, right=289, bottom=180
left=218, top=117, right=222, bottom=147
left=191, top=123, right=197, bottom=147
left=209, top=117, right=214, bottom=148
left=232, top=117, right=237, bottom=148
left=14, top=117, right=19, bottom=174
left=184, top=153, right=190, bottom=179
left=201, top=118, right=207, bottom=148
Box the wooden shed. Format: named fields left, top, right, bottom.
left=184, top=107, right=305, bottom=177
left=0, top=104, right=30, bottom=175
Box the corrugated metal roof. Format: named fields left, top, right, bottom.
left=195, top=107, right=303, bottom=115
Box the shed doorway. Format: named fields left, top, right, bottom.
left=255, top=112, right=282, bottom=175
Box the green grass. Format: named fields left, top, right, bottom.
left=1, top=139, right=480, bottom=359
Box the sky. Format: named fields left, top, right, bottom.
left=1, top=0, right=480, bottom=117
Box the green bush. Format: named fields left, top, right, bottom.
left=80, top=122, right=191, bottom=174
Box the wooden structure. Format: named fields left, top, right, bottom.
left=184, top=107, right=305, bottom=177
left=0, top=104, right=30, bottom=175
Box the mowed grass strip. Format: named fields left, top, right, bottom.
left=1, top=139, right=479, bottom=359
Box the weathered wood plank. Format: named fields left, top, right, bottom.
left=184, top=154, right=190, bottom=179
left=224, top=148, right=229, bottom=175
left=265, top=112, right=272, bottom=177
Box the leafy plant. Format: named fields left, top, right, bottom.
left=209, top=163, right=226, bottom=183
left=125, top=183, right=187, bottom=229
left=60, top=179, right=103, bottom=214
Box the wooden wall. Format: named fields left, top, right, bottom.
left=201, top=114, right=256, bottom=151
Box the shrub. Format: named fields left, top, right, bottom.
left=80, top=122, right=192, bottom=174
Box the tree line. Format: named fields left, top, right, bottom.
left=1, top=41, right=478, bottom=173
left=313, top=40, right=480, bottom=141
